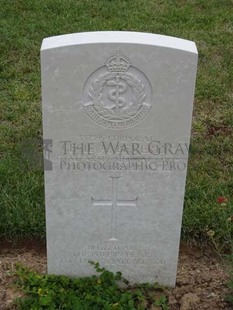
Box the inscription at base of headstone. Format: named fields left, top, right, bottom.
left=41, top=32, right=198, bottom=287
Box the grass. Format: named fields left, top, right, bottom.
left=0, top=0, right=232, bottom=250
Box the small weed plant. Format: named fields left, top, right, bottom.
left=14, top=261, right=169, bottom=310
left=204, top=196, right=233, bottom=254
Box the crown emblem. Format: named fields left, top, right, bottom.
left=105, top=51, right=131, bottom=72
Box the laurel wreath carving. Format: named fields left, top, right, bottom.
left=88, top=72, right=147, bottom=120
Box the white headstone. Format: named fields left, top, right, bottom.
left=41, top=31, right=198, bottom=287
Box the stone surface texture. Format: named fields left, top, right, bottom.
left=41, top=31, right=198, bottom=287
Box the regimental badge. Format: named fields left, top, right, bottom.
left=83, top=51, right=152, bottom=129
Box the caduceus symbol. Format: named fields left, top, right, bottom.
left=107, top=73, right=127, bottom=116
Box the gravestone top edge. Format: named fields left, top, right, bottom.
left=41, top=31, right=197, bottom=54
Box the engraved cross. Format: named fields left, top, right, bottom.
left=91, top=176, right=138, bottom=241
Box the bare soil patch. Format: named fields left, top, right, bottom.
left=0, top=241, right=231, bottom=309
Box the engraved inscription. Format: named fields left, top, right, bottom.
left=92, top=177, right=138, bottom=241
left=83, top=51, right=152, bottom=129
left=60, top=244, right=163, bottom=266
